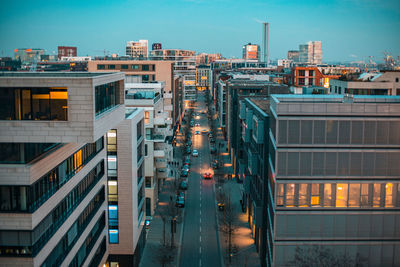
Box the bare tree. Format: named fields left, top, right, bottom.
left=290, top=246, right=365, bottom=267
left=218, top=191, right=240, bottom=265
left=155, top=240, right=177, bottom=267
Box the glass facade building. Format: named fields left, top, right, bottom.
left=268, top=95, right=400, bottom=267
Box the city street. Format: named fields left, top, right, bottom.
left=179, top=92, right=222, bottom=267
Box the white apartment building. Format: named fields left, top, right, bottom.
left=299, top=41, right=322, bottom=64
left=125, top=82, right=173, bottom=218
left=126, top=40, right=149, bottom=58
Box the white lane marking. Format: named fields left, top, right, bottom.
left=200, top=235, right=202, bottom=242
left=199, top=246, right=202, bottom=253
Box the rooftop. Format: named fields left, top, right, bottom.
left=248, top=97, right=270, bottom=114
left=271, top=94, right=400, bottom=104
left=0, top=71, right=117, bottom=78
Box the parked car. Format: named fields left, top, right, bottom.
left=202, top=129, right=207, bottom=134
left=186, top=140, right=192, bottom=147
left=176, top=196, right=185, bottom=207
left=195, top=131, right=200, bottom=135
left=182, top=165, right=190, bottom=173
left=210, top=146, right=217, bottom=154
left=184, top=157, right=190, bottom=166
left=210, top=138, right=215, bottom=143
left=212, top=161, right=219, bottom=169
left=192, top=149, right=199, bottom=157
left=203, top=172, right=213, bottom=179
left=181, top=170, right=188, bottom=177
left=180, top=180, right=188, bottom=190
left=186, top=147, right=191, bottom=154
left=195, top=123, right=200, bottom=126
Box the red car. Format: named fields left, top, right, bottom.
left=203, top=172, right=213, bottom=179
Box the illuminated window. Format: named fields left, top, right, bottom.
left=311, top=184, right=320, bottom=206
left=108, top=181, right=118, bottom=202
left=144, top=111, right=150, bottom=124
left=385, top=183, right=394, bottom=207
left=360, top=184, right=369, bottom=207
left=109, top=229, right=119, bottom=244
left=74, top=150, right=82, bottom=172
left=373, top=184, right=382, bottom=207
left=323, top=184, right=333, bottom=207
left=277, top=184, right=284, bottom=207
left=336, top=184, right=348, bottom=207
left=107, top=130, right=117, bottom=153
left=349, top=184, right=361, bottom=207
left=286, top=184, right=295, bottom=207
left=298, top=184, right=308, bottom=207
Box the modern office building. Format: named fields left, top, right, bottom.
left=0, top=72, right=126, bottom=266
left=239, top=97, right=270, bottom=267
left=195, top=64, right=211, bottom=91
left=126, top=40, right=149, bottom=58
left=58, top=46, right=77, bottom=60
left=268, top=94, right=400, bottom=267
left=298, top=41, right=322, bottom=64
left=14, top=48, right=45, bottom=64
left=287, top=50, right=299, bottom=63
left=149, top=49, right=195, bottom=60
left=242, top=43, right=261, bottom=61
left=329, top=71, right=400, bottom=95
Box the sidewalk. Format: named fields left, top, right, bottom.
left=139, top=134, right=185, bottom=267
left=210, top=98, right=260, bottom=267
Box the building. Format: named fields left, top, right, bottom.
left=243, top=43, right=261, bottom=61
left=298, top=41, right=322, bottom=64
left=268, top=94, right=400, bottom=267
left=239, top=97, right=270, bottom=267
left=277, top=59, right=292, bottom=69
left=124, top=82, right=174, bottom=218
left=0, top=57, right=21, bottom=71
left=196, top=64, right=211, bottom=90
left=287, top=50, right=299, bottom=63
left=14, top=48, right=45, bottom=64
left=329, top=71, right=400, bottom=95
left=149, top=49, right=195, bottom=60
left=126, top=40, right=149, bottom=58
left=106, top=108, right=146, bottom=267
left=152, top=43, right=162, bottom=50
left=290, top=66, right=360, bottom=94
left=0, top=72, right=125, bottom=266
left=195, top=53, right=222, bottom=64
left=87, top=59, right=176, bottom=124
left=57, top=46, right=77, bottom=60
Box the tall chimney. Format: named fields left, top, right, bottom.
left=262, top=22, right=269, bottom=65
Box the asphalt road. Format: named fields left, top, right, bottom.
left=179, top=92, right=222, bottom=267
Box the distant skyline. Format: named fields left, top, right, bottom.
left=0, top=0, right=399, bottom=62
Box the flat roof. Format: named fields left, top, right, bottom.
left=271, top=94, right=400, bottom=104
left=0, top=72, right=119, bottom=78
left=248, top=97, right=270, bottom=113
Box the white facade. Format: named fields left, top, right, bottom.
left=126, top=40, right=149, bottom=58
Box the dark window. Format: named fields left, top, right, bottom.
left=131, top=65, right=139, bottom=70
left=145, top=144, right=148, bottom=156
left=142, top=75, right=149, bottom=82
left=151, top=65, right=155, bottom=71
left=309, top=70, right=314, bottom=76
left=146, top=197, right=151, bottom=215
left=108, top=65, right=115, bottom=70
left=298, top=70, right=305, bottom=76
left=142, top=65, right=149, bottom=71
left=0, top=143, right=58, bottom=164
left=145, top=177, right=151, bottom=188
left=97, top=65, right=105, bottom=70
left=121, top=65, right=129, bottom=70
left=95, top=82, right=119, bottom=116
left=298, top=78, right=305, bottom=85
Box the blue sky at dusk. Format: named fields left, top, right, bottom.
left=0, top=0, right=399, bottom=62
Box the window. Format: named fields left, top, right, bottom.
left=308, top=78, right=314, bottom=85
left=298, top=70, right=305, bottom=76
left=121, top=65, right=129, bottom=69
left=311, top=184, right=320, bottom=206
left=324, top=184, right=333, bottom=207
left=298, top=184, right=308, bottom=207
left=144, top=111, right=150, bottom=124
left=108, top=181, right=118, bottom=202
left=336, top=184, right=348, bottom=207
left=142, top=65, right=149, bottom=71
left=145, top=144, right=148, bottom=156
left=142, top=75, right=149, bottom=81
left=348, top=184, right=360, bottom=207
left=385, top=183, right=394, bottom=207
left=97, top=65, right=105, bottom=70
left=298, top=78, right=305, bottom=85
left=108, top=65, right=115, bottom=70
left=309, top=70, right=314, bottom=76
left=146, top=198, right=151, bottom=216
left=373, top=184, right=382, bottom=207
left=145, top=177, right=152, bottom=188
left=286, top=184, right=295, bottom=207
left=95, top=81, right=119, bottom=116
left=131, top=65, right=139, bottom=70
left=360, top=184, right=369, bottom=206
left=277, top=184, right=284, bottom=207
left=0, top=87, right=68, bottom=121
left=107, top=130, right=117, bottom=153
